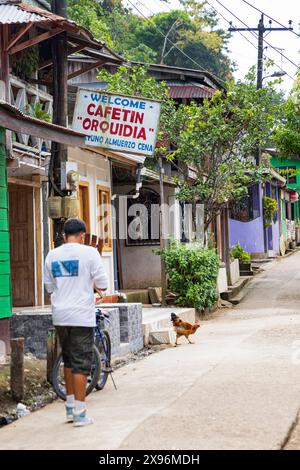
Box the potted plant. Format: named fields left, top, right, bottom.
left=230, top=242, right=252, bottom=274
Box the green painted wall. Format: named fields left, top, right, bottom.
left=271, top=155, right=300, bottom=223
left=0, top=127, right=12, bottom=319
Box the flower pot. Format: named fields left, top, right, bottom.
left=238, top=261, right=251, bottom=271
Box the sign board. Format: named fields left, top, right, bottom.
left=72, top=89, right=161, bottom=156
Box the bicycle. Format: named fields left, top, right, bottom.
left=52, top=308, right=112, bottom=400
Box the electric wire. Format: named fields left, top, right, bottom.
left=214, top=0, right=299, bottom=71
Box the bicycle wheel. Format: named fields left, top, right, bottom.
left=95, top=330, right=111, bottom=391
left=52, top=344, right=101, bottom=401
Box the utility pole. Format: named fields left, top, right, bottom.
left=256, top=14, right=264, bottom=90
left=229, top=15, right=292, bottom=256
left=51, top=0, right=68, bottom=247
left=229, top=14, right=292, bottom=92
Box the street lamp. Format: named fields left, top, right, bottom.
left=262, top=71, right=287, bottom=82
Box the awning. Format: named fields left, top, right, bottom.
left=0, top=100, right=85, bottom=147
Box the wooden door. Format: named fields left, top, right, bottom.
left=78, top=182, right=90, bottom=232
left=9, top=185, right=35, bottom=307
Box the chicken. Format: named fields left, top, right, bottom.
left=171, top=312, right=200, bottom=346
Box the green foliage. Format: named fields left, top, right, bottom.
left=274, top=77, right=300, bottom=158
left=11, top=46, right=39, bottom=81
left=67, top=0, right=234, bottom=79
left=161, top=242, right=220, bottom=311
left=263, top=196, right=278, bottom=228
left=97, top=65, right=179, bottom=158
left=230, top=242, right=251, bottom=263
left=132, top=7, right=233, bottom=80
left=67, top=0, right=113, bottom=46
left=170, top=77, right=285, bottom=229
left=24, top=103, right=51, bottom=123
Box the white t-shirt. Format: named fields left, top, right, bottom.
left=44, top=243, right=108, bottom=327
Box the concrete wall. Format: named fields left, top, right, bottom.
left=68, top=147, right=115, bottom=293
left=269, top=220, right=280, bottom=256
left=217, top=266, right=228, bottom=294
left=230, top=216, right=265, bottom=255
left=11, top=313, right=53, bottom=358
left=230, top=258, right=240, bottom=286
left=114, top=183, right=180, bottom=289
left=119, top=303, right=143, bottom=353
left=10, top=304, right=143, bottom=358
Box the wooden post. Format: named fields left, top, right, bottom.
left=47, top=328, right=58, bottom=384
left=224, top=205, right=233, bottom=287
left=159, top=157, right=167, bottom=306
left=10, top=338, right=24, bottom=402
left=51, top=0, right=68, bottom=247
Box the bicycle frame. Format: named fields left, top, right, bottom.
left=95, top=308, right=111, bottom=365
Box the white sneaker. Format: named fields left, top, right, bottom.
left=73, top=409, right=94, bottom=427
left=65, top=405, right=74, bottom=423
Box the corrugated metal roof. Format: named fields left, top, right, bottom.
left=0, top=2, right=124, bottom=62
left=0, top=3, right=53, bottom=24
left=168, top=84, right=215, bottom=99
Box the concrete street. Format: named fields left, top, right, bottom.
left=1, top=252, right=300, bottom=450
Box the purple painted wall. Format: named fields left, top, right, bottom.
left=230, top=216, right=265, bottom=254
left=230, top=182, right=280, bottom=256
left=230, top=184, right=265, bottom=254
left=271, top=221, right=280, bottom=254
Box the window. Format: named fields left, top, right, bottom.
left=78, top=182, right=90, bottom=233
left=230, top=184, right=260, bottom=222
left=287, top=167, right=297, bottom=185
left=97, top=186, right=112, bottom=252
left=127, top=187, right=160, bottom=246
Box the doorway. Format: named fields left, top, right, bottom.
left=9, top=184, right=35, bottom=307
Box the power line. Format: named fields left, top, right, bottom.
left=214, top=0, right=299, bottom=71
left=206, top=0, right=294, bottom=81
left=126, top=0, right=228, bottom=85
left=206, top=2, right=259, bottom=51
left=240, top=0, right=299, bottom=38
left=158, top=0, right=294, bottom=79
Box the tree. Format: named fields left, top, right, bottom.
left=67, top=0, right=113, bottom=46
left=274, top=75, right=300, bottom=158
left=67, top=1, right=234, bottom=80
left=171, top=75, right=285, bottom=231
left=133, top=8, right=233, bottom=80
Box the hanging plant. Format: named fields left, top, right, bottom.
left=11, top=46, right=39, bottom=81
left=263, top=196, right=277, bottom=228
left=24, top=103, right=51, bottom=123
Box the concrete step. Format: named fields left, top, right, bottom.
left=148, top=328, right=175, bottom=345
left=221, top=277, right=251, bottom=303
left=142, top=307, right=196, bottom=346
left=119, top=342, right=130, bottom=356
left=120, top=290, right=150, bottom=304
left=251, top=258, right=274, bottom=264
left=229, top=290, right=249, bottom=305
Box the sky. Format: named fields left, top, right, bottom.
left=124, top=0, right=300, bottom=92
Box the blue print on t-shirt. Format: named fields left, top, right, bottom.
left=52, top=260, right=79, bottom=278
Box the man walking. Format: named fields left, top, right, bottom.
left=44, top=219, right=108, bottom=427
